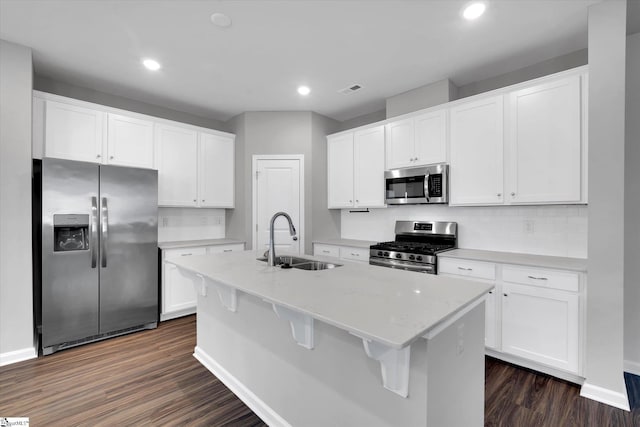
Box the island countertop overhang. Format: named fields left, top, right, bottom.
left=169, top=250, right=494, bottom=349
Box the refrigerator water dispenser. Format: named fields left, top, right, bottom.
left=53, top=214, right=89, bottom=252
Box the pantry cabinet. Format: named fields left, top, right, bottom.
left=449, top=95, right=505, bottom=206
left=327, top=125, right=385, bottom=209
left=385, top=109, right=447, bottom=170
left=507, top=75, right=583, bottom=204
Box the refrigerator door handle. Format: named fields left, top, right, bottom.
left=91, top=196, right=98, bottom=268
left=101, top=197, right=108, bottom=268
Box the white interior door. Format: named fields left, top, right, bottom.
left=254, top=157, right=302, bottom=255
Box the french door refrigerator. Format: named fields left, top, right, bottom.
left=36, top=158, right=158, bottom=355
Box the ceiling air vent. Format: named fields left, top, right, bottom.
left=338, top=84, right=363, bottom=95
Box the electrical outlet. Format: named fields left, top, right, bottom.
left=523, top=219, right=535, bottom=234
left=162, top=217, right=169, bottom=227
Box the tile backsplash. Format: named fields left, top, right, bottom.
left=340, top=204, right=588, bottom=258
left=158, top=207, right=226, bottom=242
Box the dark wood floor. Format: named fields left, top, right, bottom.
left=1, top=315, right=638, bottom=426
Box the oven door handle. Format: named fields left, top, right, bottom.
left=424, top=173, right=430, bottom=203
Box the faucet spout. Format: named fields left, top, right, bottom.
left=267, top=212, right=298, bottom=266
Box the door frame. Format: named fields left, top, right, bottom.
left=251, top=154, right=305, bottom=253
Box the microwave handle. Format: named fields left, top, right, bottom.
left=424, top=173, right=430, bottom=202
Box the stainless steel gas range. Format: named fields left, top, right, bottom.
left=369, top=221, right=457, bottom=274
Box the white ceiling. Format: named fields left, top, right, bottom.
left=0, top=0, right=609, bottom=122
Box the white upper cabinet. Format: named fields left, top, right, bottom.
left=353, top=126, right=385, bottom=207
left=44, top=100, right=104, bottom=163
left=385, top=118, right=415, bottom=169
left=449, top=95, right=505, bottom=205
left=106, top=113, right=154, bottom=169
left=507, top=75, right=582, bottom=204
left=156, top=123, right=199, bottom=207
left=385, top=110, right=447, bottom=170
left=327, top=133, right=355, bottom=208
left=199, top=132, right=235, bottom=208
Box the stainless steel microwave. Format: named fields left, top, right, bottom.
left=385, top=164, right=449, bottom=205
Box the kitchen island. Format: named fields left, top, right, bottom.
left=170, top=250, right=493, bottom=427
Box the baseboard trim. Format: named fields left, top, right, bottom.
left=486, top=348, right=584, bottom=385
left=193, top=346, right=291, bottom=427
left=0, top=346, right=37, bottom=366
left=624, top=359, right=640, bottom=376
left=580, top=382, right=630, bottom=411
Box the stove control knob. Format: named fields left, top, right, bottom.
left=377, top=251, right=383, bottom=256
left=416, top=256, right=423, bottom=261
left=383, top=252, right=389, bottom=257
left=395, top=254, right=402, bottom=259
left=408, top=255, right=415, bottom=260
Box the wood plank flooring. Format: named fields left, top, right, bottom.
left=1, top=315, right=638, bottom=426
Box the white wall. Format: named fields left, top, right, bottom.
left=624, top=32, right=640, bottom=375
left=0, top=39, right=36, bottom=365
left=582, top=0, right=628, bottom=410
left=158, top=208, right=226, bottom=242
left=341, top=205, right=588, bottom=258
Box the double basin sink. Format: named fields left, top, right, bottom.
left=257, top=255, right=342, bottom=271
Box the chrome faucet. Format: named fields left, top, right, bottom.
left=267, top=211, right=298, bottom=266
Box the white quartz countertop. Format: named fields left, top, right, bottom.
left=169, top=250, right=493, bottom=349
left=439, top=249, right=587, bottom=272
left=158, top=238, right=245, bottom=250
left=312, top=238, right=377, bottom=249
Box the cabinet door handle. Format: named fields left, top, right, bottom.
left=527, top=275, right=548, bottom=281
left=110, top=155, right=114, bottom=160
left=223, top=249, right=232, bottom=252
left=193, top=199, right=197, bottom=202
left=497, top=193, right=502, bottom=197
left=355, top=199, right=359, bottom=203
left=511, top=192, right=516, bottom=197
left=488, top=291, right=493, bottom=294
left=349, top=200, right=352, bottom=203
left=181, top=253, right=192, bottom=256
left=96, top=154, right=101, bottom=159
left=202, top=199, right=205, bottom=202
left=503, top=293, right=508, bottom=297
left=458, top=267, right=473, bottom=271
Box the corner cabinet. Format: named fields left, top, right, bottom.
left=385, top=109, right=447, bottom=169
left=327, top=125, right=385, bottom=209
left=449, top=95, right=505, bottom=205
left=155, top=124, right=235, bottom=208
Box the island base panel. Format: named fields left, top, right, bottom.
left=194, top=289, right=485, bottom=426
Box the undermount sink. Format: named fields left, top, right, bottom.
left=257, top=256, right=342, bottom=271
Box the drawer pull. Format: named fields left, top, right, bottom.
left=527, top=275, right=548, bottom=281
left=181, top=253, right=192, bottom=256
left=223, top=249, right=232, bottom=252
left=351, top=253, right=359, bottom=256
left=458, top=267, right=473, bottom=271
left=322, top=250, right=330, bottom=253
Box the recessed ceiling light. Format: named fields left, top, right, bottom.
left=142, top=58, right=161, bottom=71
left=210, top=12, right=232, bottom=28
left=297, top=86, right=311, bottom=96
left=462, top=2, right=486, bottom=20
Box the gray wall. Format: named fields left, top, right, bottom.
left=34, top=75, right=229, bottom=132
left=625, top=32, right=640, bottom=373
left=226, top=112, right=339, bottom=254
left=386, top=78, right=457, bottom=119
left=0, top=40, right=34, bottom=362
left=585, top=0, right=627, bottom=403
left=336, top=109, right=386, bottom=132
left=456, top=48, right=588, bottom=99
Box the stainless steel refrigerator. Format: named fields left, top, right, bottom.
left=36, top=158, right=158, bottom=355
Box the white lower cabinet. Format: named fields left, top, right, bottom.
left=161, top=243, right=245, bottom=321
left=438, top=257, right=583, bottom=377
left=313, top=243, right=369, bottom=263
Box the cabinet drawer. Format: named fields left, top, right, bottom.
left=340, top=246, right=369, bottom=262
left=164, top=246, right=206, bottom=260
left=206, top=243, right=244, bottom=254
left=502, top=266, right=579, bottom=292
left=313, top=244, right=340, bottom=258
left=438, top=258, right=496, bottom=280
